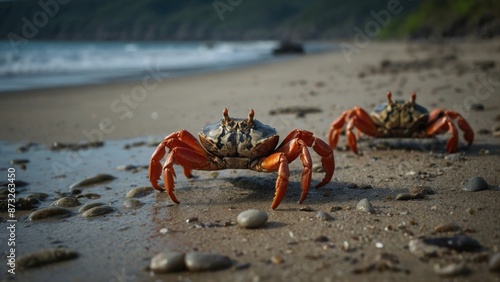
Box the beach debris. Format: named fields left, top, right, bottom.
left=409, top=235, right=483, bottom=257
left=315, top=211, right=334, bottom=221
left=237, top=209, right=268, bottom=228
left=268, top=106, right=322, bottom=117
left=18, top=248, right=78, bottom=270
left=185, top=252, right=233, bottom=271
left=462, top=176, right=489, bottom=192
left=489, top=253, right=500, bottom=272
left=328, top=91, right=473, bottom=154
left=150, top=252, right=186, bottom=273
left=356, top=199, right=375, bottom=213
left=78, top=202, right=105, bottom=214
left=50, top=141, right=104, bottom=151
left=434, top=262, right=468, bottom=276
left=125, top=186, right=154, bottom=198
left=81, top=205, right=114, bottom=218
left=28, top=207, right=73, bottom=221
left=52, top=197, right=81, bottom=208
left=69, top=174, right=116, bottom=190
left=148, top=108, right=334, bottom=210
left=270, top=255, right=284, bottom=264
left=434, top=223, right=461, bottom=233
left=122, top=199, right=144, bottom=209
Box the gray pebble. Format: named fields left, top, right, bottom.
left=78, top=202, right=104, bottom=214
left=490, top=253, right=500, bottom=272
left=125, top=186, right=154, bottom=198
left=237, top=209, right=268, bottom=228
left=18, top=248, right=78, bottom=269
left=69, top=174, right=116, bottom=190
left=316, top=211, right=334, bottom=221
left=116, top=165, right=137, bottom=171
left=462, top=177, right=489, bottom=192
left=82, top=205, right=114, bottom=217
left=150, top=252, right=186, bottom=273
left=356, top=198, right=375, bottom=213
left=185, top=252, right=232, bottom=272
left=122, top=199, right=144, bottom=209
left=434, top=263, right=467, bottom=276
left=52, top=197, right=81, bottom=208
left=28, top=207, right=73, bottom=221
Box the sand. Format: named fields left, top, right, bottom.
left=0, top=40, right=499, bottom=282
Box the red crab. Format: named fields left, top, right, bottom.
left=328, top=92, right=474, bottom=154
left=149, top=108, right=335, bottom=209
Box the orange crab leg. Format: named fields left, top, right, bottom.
left=328, top=111, right=350, bottom=148
left=426, top=116, right=459, bottom=153
left=276, top=139, right=313, bottom=205
left=279, top=129, right=335, bottom=188
left=258, top=152, right=290, bottom=210
left=428, top=109, right=474, bottom=152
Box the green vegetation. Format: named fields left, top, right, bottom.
left=0, top=0, right=498, bottom=41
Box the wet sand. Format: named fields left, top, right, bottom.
left=1, top=40, right=500, bottom=282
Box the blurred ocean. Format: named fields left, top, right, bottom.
left=0, top=41, right=335, bottom=92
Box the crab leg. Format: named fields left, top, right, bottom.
left=426, top=116, right=459, bottom=153
left=276, top=138, right=313, bottom=205
left=428, top=109, right=474, bottom=152
left=279, top=129, right=335, bottom=188
left=257, top=152, right=290, bottom=210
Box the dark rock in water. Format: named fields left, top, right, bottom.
left=18, top=248, right=78, bottom=269
left=52, top=197, right=81, bottom=208
left=78, top=202, right=105, bottom=214
left=28, top=207, right=73, bottom=221
left=1, top=197, right=40, bottom=211
left=150, top=252, right=186, bottom=273
left=125, top=186, right=154, bottom=198
left=122, top=199, right=144, bottom=209
left=462, top=177, right=489, bottom=192
left=272, top=41, right=304, bottom=55
left=185, top=252, right=233, bottom=271
left=69, top=174, right=116, bottom=190
left=81, top=205, right=114, bottom=217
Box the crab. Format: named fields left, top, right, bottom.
left=328, top=92, right=474, bottom=154
left=149, top=108, right=335, bottom=209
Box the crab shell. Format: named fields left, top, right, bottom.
left=370, top=94, right=430, bottom=137
left=199, top=109, right=280, bottom=159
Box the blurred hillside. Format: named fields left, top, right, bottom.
left=1, top=0, right=499, bottom=41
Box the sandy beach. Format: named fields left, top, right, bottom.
left=1, top=40, right=500, bottom=281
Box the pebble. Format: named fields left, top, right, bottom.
left=150, top=252, right=186, bottom=273
left=16, top=197, right=40, bottom=210
left=122, top=199, right=144, bottom=209
left=81, top=205, right=114, bottom=218
left=76, top=193, right=101, bottom=199
left=28, top=207, right=73, bottom=221
left=434, top=263, right=467, bottom=276
left=462, top=177, right=489, bottom=192
left=125, top=186, right=154, bottom=198
left=356, top=199, right=375, bottom=213
left=315, top=211, right=334, bottom=221
left=116, top=164, right=138, bottom=171
left=78, top=202, right=104, bottom=214
left=395, top=193, right=424, bottom=201
left=434, top=223, right=461, bottom=233
left=270, top=255, right=284, bottom=264
left=18, top=248, right=78, bottom=269
left=236, top=209, right=268, bottom=228
left=69, top=174, right=116, bottom=190
left=10, top=159, right=30, bottom=165
left=184, top=252, right=233, bottom=271
left=52, top=197, right=81, bottom=208
left=489, top=253, right=500, bottom=272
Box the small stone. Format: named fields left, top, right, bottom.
left=270, top=255, right=284, bottom=264
left=78, top=203, right=104, bottom=214
left=159, top=228, right=169, bottom=234
left=395, top=193, right=416, bottom=201
left=125, top=186, right=154, bottom=198
left=435, top=223, right=461, bottom=233
left=298, top=206, right=314, bottom=212
left=81, top=205, right=114, bottom=217
left=468, top=103, right=485, bottom=111
left=237, top=209, right=268, bottom=228
left=375, top=242, right=384, bottom=249
left=315, top=211, right=334, bottom=221
left=116, top=165, right=137, bottom=171
left=28, top=207, right=73, bottom=221
left=356, top=199, right=375, bottom=213
left=150, top=252, right=186, bottom=273
left=462, top=177, right=489, bottom=192
left=122, top=199, right=144, bottom=209
left=76, top=193, right=101, bottom=199
left=434, top=263, right=467, bottom=276
left=18, top=248, right=78, bottom=269
left=489, top=253, right=500, bottom=272
left=52, top=197, right=81, bottom=208
left=69, top=174, right=116, bottom=190
left=185, top=252, right=232, bottom=271
left=15, top=197, right=40, bottom=210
